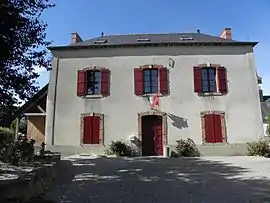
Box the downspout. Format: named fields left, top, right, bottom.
left=51, top=57, right=60, bottom=145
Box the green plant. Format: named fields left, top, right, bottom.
left=0, top=133, right=35, bottom=165
left=176, top=138, right=200, bottom=157
left=10, top=118, right=27, bottom=134
left=247, top=140, right=270, bottom=158
left=105, top=141, right=133, bottom=156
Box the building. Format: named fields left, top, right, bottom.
left=13, top=28, right=265, bottom=156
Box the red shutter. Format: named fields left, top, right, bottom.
left=218, top=67, right=227, bottom=94
left=77, top=70, right=86, bottom=96
left=83, top=116, right=92, bottom=144
left=159, top=68, right=169, bottom=95
left=204, top=114, right=215, bottom=143
left=134, top=68, right=143, bottom=95
left=92, top=116, right=100, bottom=144
left=213, top=114, right=223, bottom=143
left=193, top=67, right=202, bottom=93
left=101, top=69, right=110, bottom=96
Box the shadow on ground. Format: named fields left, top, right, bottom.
left=43, top=157, right=270, bottom=203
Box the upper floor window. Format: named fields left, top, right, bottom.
left=202, top=68, right=216, bottom=93
left=86, top=70, right=101, bottom=95
left=77, top=68, right=110, bottom=97
left=143, top=69, right=158, bottom=94
left=194, top=65, right=227, bottom=94
left=134, top=65, right=169, bottom=96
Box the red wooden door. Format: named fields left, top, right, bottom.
left=142, top=115, right=163, bottom=156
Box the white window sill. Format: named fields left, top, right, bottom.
left=198, top=92, right=225, bottom=96
left=83, top=95, right=103, bottom=99
left=142, top=93, right=164, bottom=97
left=80, top=144, right=104, bottom=147
left=201, top=142, right=228, bottom=146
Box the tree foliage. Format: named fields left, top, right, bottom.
left=0, top=0, right=54, bottom=123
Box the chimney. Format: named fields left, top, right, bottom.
left=220, top=28, right=232, bottom=40
left=71, top=32, right=82, bottom=44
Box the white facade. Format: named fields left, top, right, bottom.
left=45, top=45, right=264, bottom=156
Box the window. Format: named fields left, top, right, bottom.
left=143, top=69, right=158, bottom=94
left=202, top=112, right=226, bottom=143
left=82, top=114, right=103, bottom=145
left=77, top=69, right=110, bottom=97
left=202, top=68, right=216, bottom=93
left=86, top=70, right=101, bottom=95
left=193, top=66, right=227, bottom=94
left=134, top=66, right=168, bottom=96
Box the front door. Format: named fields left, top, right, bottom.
left=141, top=115, right=163, bottom=156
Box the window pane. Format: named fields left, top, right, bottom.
left=208, top=69, right=215, bottom=79
left=95, top=82, right=101, bottom=94
left=151, top=70, right=158, bottom=77
left=202, top=69, right=208, bottom=79
left=144, top=70, right=150, bottom=76
left=209, top=80, right=216, bottom=92
left=144, top=86, right=151, bottom=94
left=151, top=80, right=158, bottom=87
left=144, top=81, right=151, bottom=87
left=95, top=71, right=101, bottom=80
left=202, top=80, right=209, bottom=92
left=151, top=86, right=158, bottom=93
left=143, top=74, right=150, bottom=82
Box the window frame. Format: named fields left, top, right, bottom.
left=142, top=68, right=159, bottom=95
left=201, top=67, right=217, bottom=93
left=80, top=113, right=104, bottom=146
left=201, top=111, right=227, bottom=145
left=85, top=69, right=101, bottom=96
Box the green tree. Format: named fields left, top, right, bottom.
left=10, top=118, right=27, bottom=134
left=0, top=0, right=54, bottom=123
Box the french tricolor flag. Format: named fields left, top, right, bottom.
left=150, top=94, right=159, bottom=109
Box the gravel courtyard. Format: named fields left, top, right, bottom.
left=43, top=156, right=270, bottom=203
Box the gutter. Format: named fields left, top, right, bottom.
left=47, top=41, right=258, bottom=51
left=51, top=57, right=60, bottom=145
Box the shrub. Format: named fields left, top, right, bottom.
left=0, top=134, right=35, bottom=165
left=247, top=140, right=270, bottom=158
left=105, top=140, right=133, bottom=156
left=0, top=126, right=15, bottom=143
left=176, top=138, right=200, bottom=157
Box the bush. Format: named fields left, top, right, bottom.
left=0, top=126, right=15, bottom=143
left=176, top=138, right=200, bottom=157
left=247, top=140, right=270, bottom=158
left=0, top=134, right=35, bottom=165
left=105, top=140, right=133, bottom=156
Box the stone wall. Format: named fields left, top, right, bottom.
left=0, top=154, right=61, bottom=203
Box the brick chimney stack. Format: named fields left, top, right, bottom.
left=71, top=32, right=82, bottom=44
left=220, top=28, right=232, bottom=40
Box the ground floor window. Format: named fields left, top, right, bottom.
left=201, top=111, right=226, bottom=143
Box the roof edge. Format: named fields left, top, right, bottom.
left=48, top=41, right=258, bottom=51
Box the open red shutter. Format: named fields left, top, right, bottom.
left=218, top=67, right=227, bottom=94
left=92, top=116, right=100, bottom=144
left=193, top=67, right=202, bottom=93
left=204, top=114, right=215, bottom=143
left=159, top=68, right=169, bottom=95
left=101, top=69, right=110, bottom=96
left=77, top=70, right=86, bottom=96
left=213, top=114, right=223, bottom=143
left=83, top=116, right=92, bottom=144
left=134, top=68, right=143, bottom=95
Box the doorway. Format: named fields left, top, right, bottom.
left=141, top=115, right=163, bottom=156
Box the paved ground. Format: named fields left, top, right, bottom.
left=43, top=156, right=270, bottom=203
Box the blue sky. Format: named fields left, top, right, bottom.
left=38, top=0, right=270, bottom=94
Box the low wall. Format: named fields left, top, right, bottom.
left=0, top=154, right=61, bottom=203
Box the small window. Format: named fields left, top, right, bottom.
left=202, top=68, right=216, bottom=93
left=86, top=70, right=101, bottom=95
left=143, top=69, right=158, bottom=94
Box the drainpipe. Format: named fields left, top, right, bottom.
left=51, top=57, right=60, bottom=145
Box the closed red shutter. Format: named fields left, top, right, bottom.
left=193, top=67, right=202, bottom=93
left=213, top=114, right=223, bottom=143
left=92, top=116, right=100, bottom=144
left=83, top=116, right=92, bottom=144
left=77, top=70, right=86, bottom=96
left=204, top=114, right=215, bottom=143
left=218, top=67, right=227, bottom=94
left=101, top=69, right=110, bottom=96
left=134, top=68, right=143, bottom=95
left=159, top=68, right=169, bottom=95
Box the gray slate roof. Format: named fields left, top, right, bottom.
left=48, top=32, right=257, bottom=50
